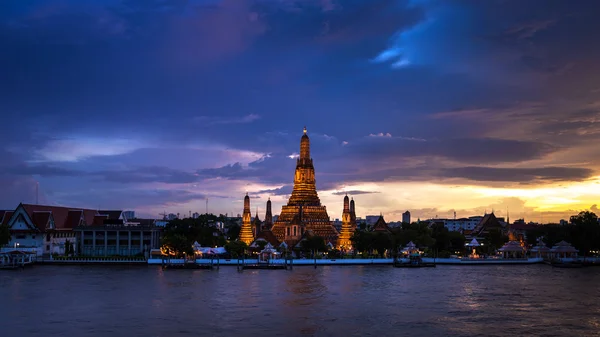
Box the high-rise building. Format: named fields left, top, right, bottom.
left=402, top=211, right=411, bottom=224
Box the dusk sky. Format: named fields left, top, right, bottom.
left=2, top=0, right=600, bottom=222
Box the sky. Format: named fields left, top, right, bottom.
left=1, top=0, right=600, bottom=223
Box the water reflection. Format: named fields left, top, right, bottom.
left=1, top=265, right=599, bottom=336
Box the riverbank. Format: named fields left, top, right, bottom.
left=147, top=257, right=547, bottom=266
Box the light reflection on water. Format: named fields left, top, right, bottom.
left=0, top=265, right=599, bottom=336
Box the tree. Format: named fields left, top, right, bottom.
left=0, top=224, right=10, bottom=246
left=569, top=211, right=599, bottom=255
left=485, top=228, right=508, bottom=253
left=64, top=240, right=71, bottom=256
left=371, top=232, right=392, bottom=257
left=161, top=234, right=193, bottom=257
left=350, top=230, right=372, bottom=253
left=224, top=240, right=248, bottom=258
left=227, top=224, right=241, bottom=241
left=301, top=236, right=327, bottom=257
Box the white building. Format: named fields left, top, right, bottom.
left=1, top=203, right=109, bottom=257
left=427, top=216, right=484, bottom=232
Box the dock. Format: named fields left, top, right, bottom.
left=236, top=257, right=293, bottom=271
left=161, top=257, right=220, bottom=270
left=0, top=251, right=30, bottom=270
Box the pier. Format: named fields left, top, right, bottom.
left=161, top=257, right=220, bottom=270
left=0, top=251, right=31, bottom=270
left=236, top=257, right=293, bottom=271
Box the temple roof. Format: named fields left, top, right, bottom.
left=372, top=215, right=390, bottom=233
left=252, top=230, right=280, bottom=247
left=472, top=212, right=504, bottom=235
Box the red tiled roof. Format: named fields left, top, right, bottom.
left=253, top=230, right=280, bottom=247
left=472, top=213, right=503, bottom=235
left=65, top=210, right=83, bottom=229
left=21, top=204, right=98, bottom=231
left=31, top=211, right=52, bottom=230
left=372, top=215, right=390, bottom=233
left=98, top=210, right=122, bottom=220
left=1, top=211, right=14, bottom=226
left=93, top=215, right=109, bottom=226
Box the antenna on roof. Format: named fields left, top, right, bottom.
left=36, top=181, right=39, bottom=205
left=206, top=198, right=209, bottom=214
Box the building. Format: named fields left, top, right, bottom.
left=270, top=127, right=339, bottom=246
left=122, top=211, right=135, bottom=220
left=74, top=214, right=162, bottom=257
left=1, top=203, right=115, bottom=257
left=192, top=212, right=200, bottom=219
left=471, top=212, right=505, bottom=237
left=402, top=211, right=411, bottom=224
left=2, top=203, right=92, bottom=256
left=371, top=215, right=390, bottom=233
left=365, top=215, right=380, bottom=226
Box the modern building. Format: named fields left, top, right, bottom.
left=402, top=211, right=411, bottom=224
left=74, top=215, right=162, bottom=257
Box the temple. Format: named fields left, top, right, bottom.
left=264, top=198, right=273, bottom=230
left=239, top=193, right=254, bottom=245
left=337, top=195, right=357, bottom=250
left=271, top=127, right=340, bottom=247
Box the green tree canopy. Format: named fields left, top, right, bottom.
left=224, top=240, right=248, bottom=258
left=301, top=236, right=327, bottom=256
left=161, top=234, right=193, bottom=257
left=0, top=224, right=10, bottom=246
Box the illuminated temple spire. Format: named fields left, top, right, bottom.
left=350, top=197, right=356, bottom=222
left=338, top=194, right=356, bottom=250
left=264, top=197, right=273, bottom=230
left=271, top=127, right=339, bottom=246
left=239, top=193, right=254, bottom=244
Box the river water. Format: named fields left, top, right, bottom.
left=1, top=265, right=599, bottom=337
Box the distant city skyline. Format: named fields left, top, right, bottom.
left=1, top=0, right=600, bottom=223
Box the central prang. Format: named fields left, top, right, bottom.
left=239, top=127, right=356, bottom=250
left=271, top=127, right=339, bottom=246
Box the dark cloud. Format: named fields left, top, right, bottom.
left=439, top=166, right=595, bottom=183
left=340, top=136, right=556, bottom=164
left=0, top=164, right=82, bottom=177
left=96, top=166, right=199, bottom=184
left=331, top=190, right=380, bottom=196
left=1, top=0, right=600, bottom=221
left=256, top=185, right=293, bottom=196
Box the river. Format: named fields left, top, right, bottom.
left=1, top=265, right=599, bottom=336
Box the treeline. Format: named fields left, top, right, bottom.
left=525, top=211, right=599, bottom=255
left=350, top=222, right=467, bottom=257
left=160, top=214, right=239, bottom=257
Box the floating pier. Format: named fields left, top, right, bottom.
left=236, top=257, right=293, bottom=271
left=161, top=257, right=220, bottom=270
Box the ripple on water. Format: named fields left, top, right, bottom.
left=0, top=265, right=599, bottom=337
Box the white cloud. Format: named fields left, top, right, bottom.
left=369, top=132, right=392, bottom=137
